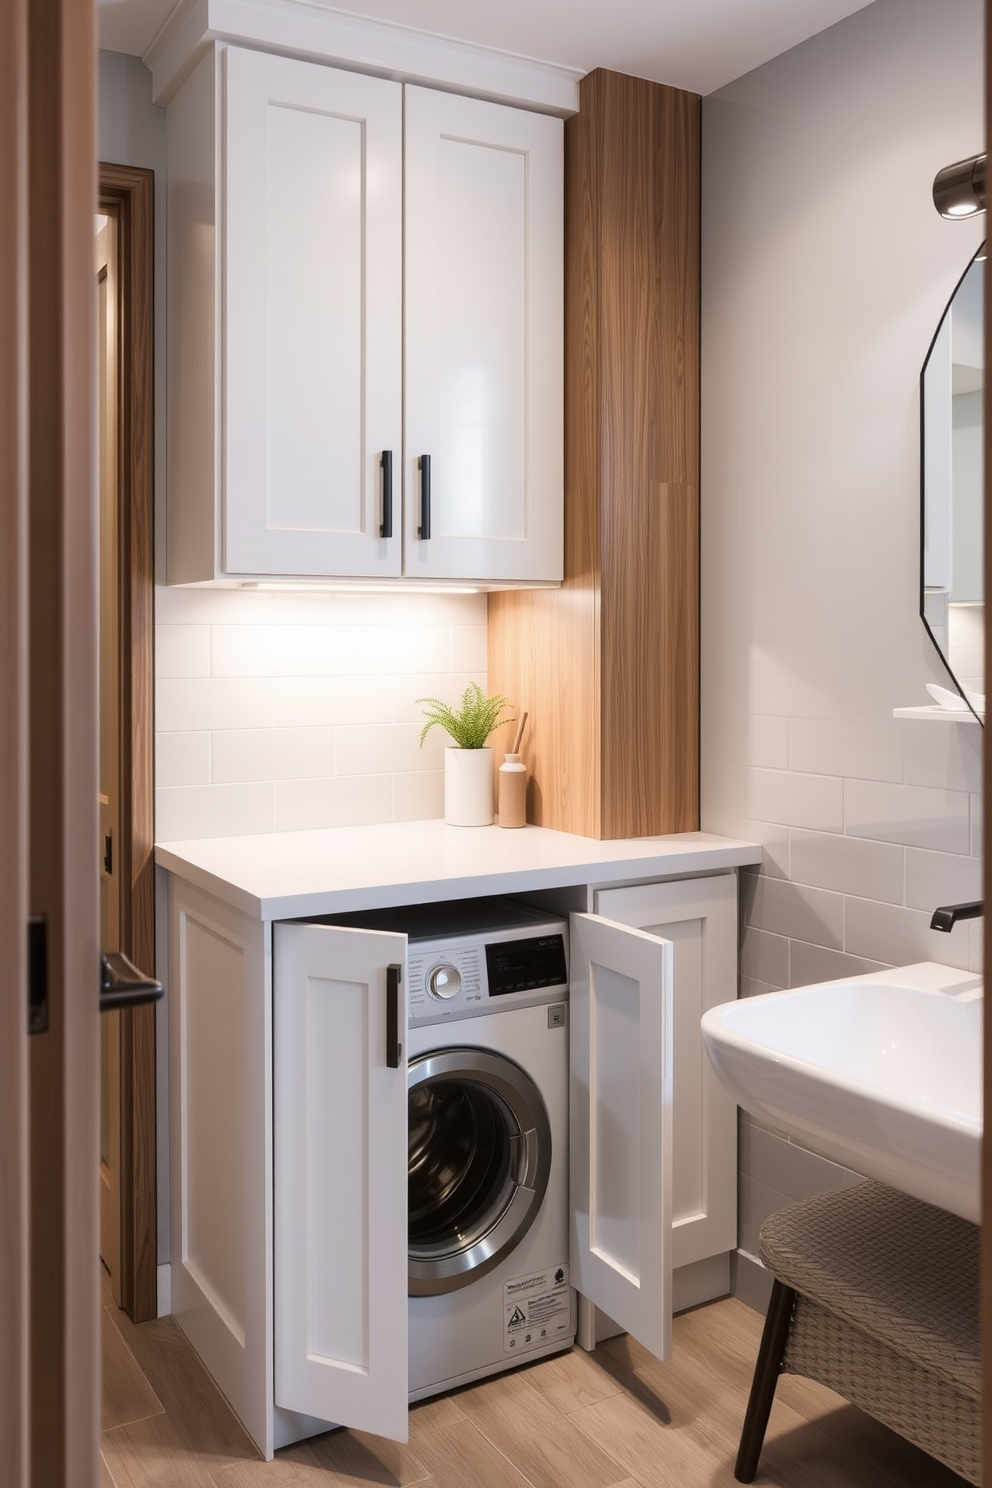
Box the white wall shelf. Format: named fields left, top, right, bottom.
left=892, top=705, right=982, bottom=723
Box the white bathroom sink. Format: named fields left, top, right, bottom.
left=700, top=963, right=983, bottom=1223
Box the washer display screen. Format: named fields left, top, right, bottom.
left=485, top=935, right=567, bottom=997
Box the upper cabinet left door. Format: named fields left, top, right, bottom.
left=225, top=50, right=402, bottom=578
left=167, top=47, right=403, bottom=583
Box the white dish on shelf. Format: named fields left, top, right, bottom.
left=926, top=682, right=970, bottom=711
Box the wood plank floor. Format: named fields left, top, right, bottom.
left=100, top=1272, right=968, bottom=1487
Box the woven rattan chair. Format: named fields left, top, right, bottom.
left=735, top=1181, right=980, bottom=1484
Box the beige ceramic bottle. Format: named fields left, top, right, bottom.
left=498, top=753, right=528, bottom=828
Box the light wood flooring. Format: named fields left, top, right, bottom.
left=100, top=1272, right=968, bottom=1488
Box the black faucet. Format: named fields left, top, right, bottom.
left=930, top=901, right=984, bottom=932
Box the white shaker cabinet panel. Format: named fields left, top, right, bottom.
left=569, top=913, right=674, bottom=1363
left=224, top=50, right=403, bottom=578
left=594, top=873, right=739, bottom=1272
left=403, top=87, right=563, bottom=584
left=273, top=922, right=409, bottom=1442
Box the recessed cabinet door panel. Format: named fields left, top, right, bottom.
left=594, top=874, right=738, bottom=1270
left=224, top=49, right=402, bottom=577
left=570, top=913, right=673, bottom=1361
left=273, top=923, right=409, bottom=1441
left=404, top=86, right=563, bottom=582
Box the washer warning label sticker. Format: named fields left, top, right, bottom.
left=503, top=1265, right=571, bottom=1354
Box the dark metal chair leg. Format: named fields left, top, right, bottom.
left=734, top=1280, right=796, bottom=1483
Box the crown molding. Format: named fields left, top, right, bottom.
left=145, top=0, right=582, bottom=112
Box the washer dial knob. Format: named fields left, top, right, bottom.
left=427, top=964, right=462, bottom=1000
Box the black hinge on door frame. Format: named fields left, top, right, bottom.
left=103, top=830, right=113, bottom=876
left=28, top=913, right=48, bottom=1035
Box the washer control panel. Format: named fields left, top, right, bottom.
left=408, top=921, right=568, bottom=1026
left=315, top=896, right=569, bottom=1028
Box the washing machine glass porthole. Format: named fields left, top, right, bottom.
left=407, top=1048, right=552, bottom=1296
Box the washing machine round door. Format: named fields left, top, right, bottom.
left=407, top=1048, right=552, bottom=1296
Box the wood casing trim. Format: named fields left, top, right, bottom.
left=99, top=164, right=158, bottom=1324
left=0, top=0, right=29, bottom=1478
left=28, top=0, right=101, bottom=1478
left=982, top=0, right=990, bottom=1468
left=489, top=69, right=700, bottom=839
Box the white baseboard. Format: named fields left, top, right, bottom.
left=157, top=1262, right=172, bottom=1317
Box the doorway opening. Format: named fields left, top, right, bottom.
left=97, top=163, right=157, bottom=1323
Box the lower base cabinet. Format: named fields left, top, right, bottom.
left=167, top=868, right=740, bottom=1458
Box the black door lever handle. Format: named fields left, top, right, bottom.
left=100, top=951, right=163, bottom=1012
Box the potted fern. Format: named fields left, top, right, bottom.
left=418, top=683, right=512, bottom=826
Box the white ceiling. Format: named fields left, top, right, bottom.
left=98, top=0, right=876, bottom=97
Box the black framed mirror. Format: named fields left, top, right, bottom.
left=921, top=242, right=985, bottom=723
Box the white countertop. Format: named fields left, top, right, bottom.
left=155, top=820, right=761, bottom=920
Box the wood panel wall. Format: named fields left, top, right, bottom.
left=489, top=69, right=701, bottom=840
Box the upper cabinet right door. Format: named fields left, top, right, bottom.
left=403, top=87, right=563, bottom=584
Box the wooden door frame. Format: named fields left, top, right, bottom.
left=98, top=163, right=158, bottom=1324
left=0, top=0, right=30, bottom=1478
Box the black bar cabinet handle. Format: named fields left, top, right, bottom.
left=418, top=454, right=431, bottom=540
left=100, top=950, right=164, bottom=1013
left=386, top=963, right=402, bottom=1068
left=380, top=450, right=393, bottom=539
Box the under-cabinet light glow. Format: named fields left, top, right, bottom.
left=240, top=582, right=480, bottom=594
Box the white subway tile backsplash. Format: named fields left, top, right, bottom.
left=740, top=975, right=783, bottom=998
left=154, top=585, right=487, bottom=839
left=155, top=732, right=210, bottom=788
left=450, top=625, right=489, bottom=673
left=789, top=940, right=886, bottom=989
left=739, top=820, right=789, bottom=878
left=904, top=848, right=982, bottom=913
left=393, top=769, right=446, bottom=822
left=903, top=717, right=982, bottom=793
left=743, top=872, right=843, bottom=950
left=156, top=677, right=273, bottom=733
left=336, top=723, right=445, bottom=776
left=789, top=716, right=902, bottom=783
left=156, top=782, right=274, bottom=842
left=273, top=675, right=391, bottom=728
left=391, top=672, right=486, bottom=725
left=749, top=715, right=789, bottom=769
left=740, top=1123, right=860, bottom=1200
left=273, top=776, right=393, bottom=832
left=843, top=897, right=974, bottom=972
left=212, top=727, right=338, bottom=784
left=843, top=778, right=970, bottom=853
left=740, top=925, right=790, bottom=988
left=155, top=625, right=211, bottom=678
left=154, top=585, right=274, bottom=625
left=748, top=768, right=843, bottom=832
left=789, top=828, right=903, bottom=904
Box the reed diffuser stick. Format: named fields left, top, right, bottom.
left=510, top=711, right=528, bottom=757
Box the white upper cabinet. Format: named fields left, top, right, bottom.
left=166, top=46, right=563, bottom=587
left=403, top=87, right=563, bottom=584
left=225, top=50, right=403, bottom=579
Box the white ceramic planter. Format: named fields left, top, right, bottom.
left=444, top=746, right=495, bottom=826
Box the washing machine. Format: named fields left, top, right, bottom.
left=330, top=896, right=575, bottom=1399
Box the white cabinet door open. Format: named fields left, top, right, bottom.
left=568, top=913, right=674, bottom=1362
left=273, top=922, right=409, bottom=1441
left=594, top=873, right=738, bottom=1270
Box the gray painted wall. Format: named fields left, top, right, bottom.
left=701, top=0, right=984, bottom=1269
